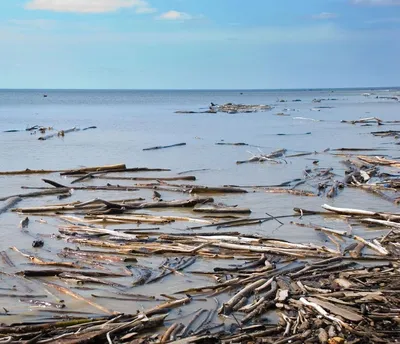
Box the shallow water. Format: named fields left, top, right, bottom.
left=0, top=88, right=399, bottom=324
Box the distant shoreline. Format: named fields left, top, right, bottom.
left=0, top=86, right=400, bottom=92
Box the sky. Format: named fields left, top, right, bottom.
left=0, top=0, right=399, bottom=89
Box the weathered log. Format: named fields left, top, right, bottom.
left=0, top=197, right=22, bottom=214
left=12, top=198, right=143, bottom=213
left=189, top=186, right=247, bottom=194
left=144, top=296, right=191, bottom=316
left=353, top=235, right=389, bottom=255
left=38, top=127, right=77, bottom=140
left=0, top=188, right=70, bottom=202
left=143, top=143, right=186, bottom=151
left=193, top=204, right=251, bottom=214
left=0, top=164, right=127, bottom=176
left=219, top=278, right=267, bottom=314
left=44, top=282, right=115, bottom=314
left=95, top=175, right=196, bottom=181
left=216, top=142, right=249, bottom=146
left=341, top=117, right=383, bottom=125
left=59, top=164, right=125, bottom=175
left=264, top=188, right=316, bottom=197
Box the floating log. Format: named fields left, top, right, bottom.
left=189, top=186, right=247, bottom=194
left=44, top=282, right=114, bottom=314
left=357, top=155, right=400, bottom=168
left=60, top=163, right=127, bottom=175
left=371, top=130, right=400, bottom=137
left=0, top=163, right=127, bottom=176
left=216, top=142, right=249, bottom=146
left=264, top=188, right=316, bottom=197
left=0, top=197, right=22, bottom=215
left=341, top=117, right=383, bottom=125
left=193, top=205, right=251, bottom=214
left=94, top=175, right=196, bottom=181
left=143, top=143, right=186, bottom=151
left=0, top=188, right=70, bottom=202
left=38, top=127, right=77, bottom=140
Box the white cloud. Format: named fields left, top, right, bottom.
left=135, top=6, right=156, bottom=14
left=312, top=12, right=338, bottom=20
left=352, top=0, right=400, bottom=5
left=157, top=10, right=192, bottom=21
left=24, top=0, right=156, bottom=13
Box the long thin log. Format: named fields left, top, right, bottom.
left=0, top=164, right=126, bottom=176
left=189, top=186, right=247, bottom=194
left=193, top=205, right=251, bottom=214
left=22, top=185, right=139, bottom=193
left=143, top=143, right=186, bottom=151
left=219, top=278, right=267, bottom=314
left=361, top=218, right=400, bottom=229
left=291, top=222, right=349, bottom=237
left=144, top=296, right=191, bottom=316
left=59, top=163, right=126, bottom=175
left=10, top=247, right=80, bottom=268
left=95, top=175, right=196, bottom=181
left=59, top=226, right=138, bottom=240
left=353, top=236, right=389, bottom=255
left=44, top=282, right=115, bottom=315
left=264, top=188, right=316, bottom=197
left=104, top=197, right=213, bottom=210
left=0, top=188, right=70, bottom=202
left=38, top=127, right=77, bottom=140
left=322, top=204, right=377, bottom=216
left=12, top=198, right=144, bottom=213
left=0, top=197, right=22, bottom=214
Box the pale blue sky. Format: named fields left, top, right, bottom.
left=0, top=0, right=399, bottom=89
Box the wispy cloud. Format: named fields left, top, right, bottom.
left=351, top=0, right=400, bottom=5
left=0, top=23, right=357, bottom=45
left=24, top=0, right=156, bottom=14
left=312, top=12, right=338, bottom=20
left=365, top=17, right=400, bottom=24
left=157, top=10, right=192, bottom=21
left=8, top=19, right=57, bottom=29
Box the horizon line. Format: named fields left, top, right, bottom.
left=0, top=86, right=399, bottom=91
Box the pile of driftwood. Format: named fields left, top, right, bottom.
left=0, top=158, right=399, bottom=343
left=175, top=103, right=272, bottom=114
left=2, top=125, right=96, bottom=140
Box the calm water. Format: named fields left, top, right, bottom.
left=0, top=88, right=399, bottom=323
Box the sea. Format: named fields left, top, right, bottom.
left=0, top=88, right=399, bottom=322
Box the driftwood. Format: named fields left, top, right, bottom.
left=60, top=165, right=170, bottom=176
left=237, top=149, right=287, bottom=164
left=263, top=188, right=316, bottom=197
left=44, top=282, right=115, bottom=314
left=0, top=163, right=126, bottom=176
left=143, top=143, right=186, bottom=151
left=0, top=197, right=22, bottom=214
left=12, top=198, right=144, bottom=213
left=38, top=127, right=78, bottom=140
left=216, top=142, right=249, bottom=146
left=94, top=175, right=196, bottom=181
left=0, top=188, right=71, bottom=202
left=193, top=204, right=251, bottom=214
left=0, top=132, right=399, bottom=344
left=371, top=130, right=400, bottom=137
left=189, top=186, right=247, bottom=194
left=357, top=155, right=400, bottom=167
left=176, top=103, right=272, bottom=114
left=341, top=117, right=383, bottom=125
